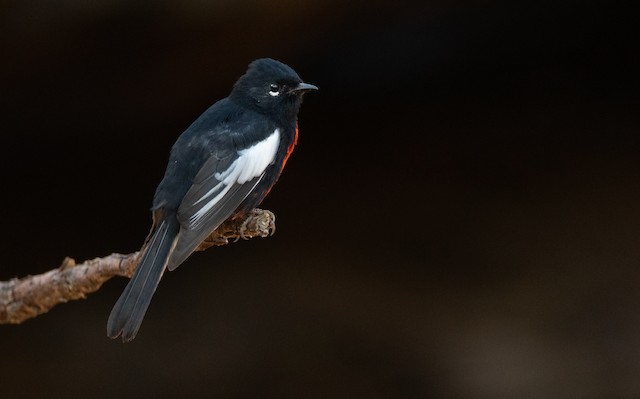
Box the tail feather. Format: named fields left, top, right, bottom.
left=107, top=218, right=179, bottom=342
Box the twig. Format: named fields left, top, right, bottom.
left=0, top=208, right=275, bottom=324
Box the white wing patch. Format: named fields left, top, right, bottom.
left=188, top=129, right=280, bottom=227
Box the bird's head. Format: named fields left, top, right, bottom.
left=230, top=58, right=317, bottom=118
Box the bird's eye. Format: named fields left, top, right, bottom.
left=268, top=84, right=280, bottom=96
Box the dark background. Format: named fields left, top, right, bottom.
left=1, top=1, right=638, bottom=397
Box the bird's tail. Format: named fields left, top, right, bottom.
left=107, top=217, right=179, bottom=342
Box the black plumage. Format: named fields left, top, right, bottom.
left=107, top=58, right=316, bottom=342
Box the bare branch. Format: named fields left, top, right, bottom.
left=0, top=209, right=275, bottom=325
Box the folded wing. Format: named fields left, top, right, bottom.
left=167, top=128, right=281, bottom=270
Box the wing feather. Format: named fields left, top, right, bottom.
left=167, top=129, right=281, bottom=271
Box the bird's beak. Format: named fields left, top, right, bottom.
left=291, top=82, right=319, bottom=93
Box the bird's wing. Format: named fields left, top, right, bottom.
left=168, top=128, right=281, bottom=270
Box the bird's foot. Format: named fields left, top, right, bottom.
left=237, top=208, right=276, bottom=240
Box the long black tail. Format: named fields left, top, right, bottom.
left=107, top=217, right=179, bottom=342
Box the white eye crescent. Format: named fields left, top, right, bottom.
left=268, top=83, right=280, bottom=97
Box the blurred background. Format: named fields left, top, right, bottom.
left=1, top=1, right=638, bottom=397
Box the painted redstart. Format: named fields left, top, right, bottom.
left=107, top=58, right=317, bottom=342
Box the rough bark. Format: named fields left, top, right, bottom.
left=0, top=208, right=275, bottom=324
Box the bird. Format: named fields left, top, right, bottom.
left=107, top=58, right=317, bottom=342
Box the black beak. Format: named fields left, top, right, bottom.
left=291, top=82, right=319, bottom=93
